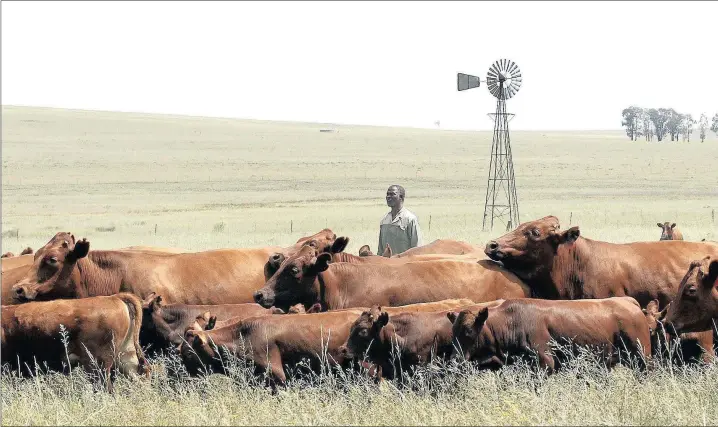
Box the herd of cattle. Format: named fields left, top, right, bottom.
left=1, top=215, right=717, bottom=390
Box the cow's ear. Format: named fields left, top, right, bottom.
left=671, top=223, right=677, bottom=229
left=331, top=237, right=349, bottom=254
left=558, top=227, right=580, bottom=244
left=474, top=308, right=489, bottom=329
left=706, top=260, right=718, bottom=286
left=382, top=244, right=392, bottom=258
left=206, top=316, right=217, bottom=331
left=358, top=245, right=373, bottom=257
left=71, top=238, right=90, bottom=259
left=307, top=303, right=322, bottom=313
left=310, top=253, right=332, bottom=273
left=646, top=299, right=660, bottom=316
left=657, top=223, right=663, bottom=228
left=377, top=312, right=389, bottom=327
left=447, top=312, right=458, bottom=324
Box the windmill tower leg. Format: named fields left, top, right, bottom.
left=483, top=94, right=520, bottom=231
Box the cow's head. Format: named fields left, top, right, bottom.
left=1, top=252, right=14, bottom=258
left=484, top=216, right=580, bottom=280
left=665, top=256, right=718, bottom=334
left=254, top=245, right=332, bottom=311
left=140, top=292, right=187, bottom=348
left=339, top=306, right=389, bottom=361
left=657, top=222, right=678, bottom=241
left=20, top=247, right=33, bottom=256
left=11, top=232, right=90, bottom=302
left=448, top=308, right=496, bottom=367
left=179, top=323, right=223, bottom=376
left=294, top=228, right=338, bottom=253
left=263, top=236, right=348, bottom=281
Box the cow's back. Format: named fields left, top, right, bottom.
left=338, top=259, right=529, bottom=307
left=1, top=254, right=34, bottom=273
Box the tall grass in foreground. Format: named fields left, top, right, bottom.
left=2, top=347, right=717, bottom=426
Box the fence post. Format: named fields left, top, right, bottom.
left=428, top=215, right=432, bottom=232
left=154, top=224, right=157, bottom=235
left=569, top=212, right=573, bottom=225
left=290, top=220, right=293, bottom=233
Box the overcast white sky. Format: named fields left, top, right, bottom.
left=2, top=1, right=716, bottom=130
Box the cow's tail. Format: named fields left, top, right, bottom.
left=117, top=293, right=150, bottom=377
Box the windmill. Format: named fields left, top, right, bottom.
left=457, top=59, right=522, bottom=231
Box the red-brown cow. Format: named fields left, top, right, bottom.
left=139, top=292, right=286, bottom=352
left=179, top=309, right=364, bottom=386
left=665, top=256, right=718, bottom=335
left=10, top=230, right=336, bottom=305
left=484, top=215, right=718, bottom=360
left=658, top=222, right=684, bottom=241
left=339, top=300, right=503, bottom=380
left=1, top=293, right=149, bottom=390
left=450, top=297, right=651, bottom=372
left=254, top=245, right=530, bottom=312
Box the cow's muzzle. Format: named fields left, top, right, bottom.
left=11, top=284, right=37, bottom=302
left=484, top=241, right=505, bottom=260
left=253, top=290, right=274, bottom=308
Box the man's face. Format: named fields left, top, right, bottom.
left=386, top=187, right=401, bottom=207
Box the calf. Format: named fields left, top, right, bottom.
left=1, top=293, right=148, bottom=389
left=658, top=222, right=683, bottom=241
left=449, top=297, right=651, bottom=372
left=140, top=293, right=285, bottom=351
left=179, top=309, right=364, bottom=386
left=339, top=300, right=503, bottom=380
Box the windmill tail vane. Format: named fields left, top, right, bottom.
left=456, top=59, right=522, bottom=231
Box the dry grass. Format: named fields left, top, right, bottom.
left=2, top=105, right=718, bottom=425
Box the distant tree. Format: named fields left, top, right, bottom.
left=621, top=106, right=643, bottom=141
left=679, top=114, right=695, bottom=142
left=641, top=109, right=654, bottom=141
left=698, top=114, right=708, bottom=143
left=665, top=109, right=683, bottom=141
left=648, top=108, right=670, bottom=142
left=712, top=114, right=718, bottom=136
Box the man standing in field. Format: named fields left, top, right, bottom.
left=378, top=185, right=423, bottom=255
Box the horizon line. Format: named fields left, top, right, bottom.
left=2, top=104, right=625, bottom=133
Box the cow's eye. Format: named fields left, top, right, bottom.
left=46, top=257, right=58, bottom=266
left=685, top=285, right=697, bottom=297
left=531, top=229, right=541, bottom=237
left=359, top=329, right=369, bottom=338
left=290, top=266, right=300, bottom=275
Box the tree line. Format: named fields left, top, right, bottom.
left=621, top=107, right=718, bottom=142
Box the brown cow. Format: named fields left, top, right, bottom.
left=10, top=230, right=335, bottom=305
left=658, top=222, right=683, bottom=241
left=19, top=247, right=33, bottom=256
left=1, top=293, right=148, bottom=390
left=339, top=300, right=503, bottom=380
left=643, top=300, right=713, bottom=364
left=179, top=309, right=365, bottom=386
left=484, top=215, right=718, bottom=305
left=254, top=245, right=529, bottom=312
left=2, top=264, right=32, bottom=304
left=665, top=256, right=718, bottom=335
left=358, top=239, right=482, bottom=258
left=484, top=215, right=718, bottom=360
left=1, top=252, right=15, bottom=258
left=449, top=297, right=651, bottom=372
left=139, top=292, right=286, bottom=351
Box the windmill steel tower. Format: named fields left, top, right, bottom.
left=457, top=59, right=522, bottom=231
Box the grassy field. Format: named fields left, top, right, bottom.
left=2, top=105, right=718, bottom=425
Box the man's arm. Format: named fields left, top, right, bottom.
left=408, top=217, right=423, bottom=248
